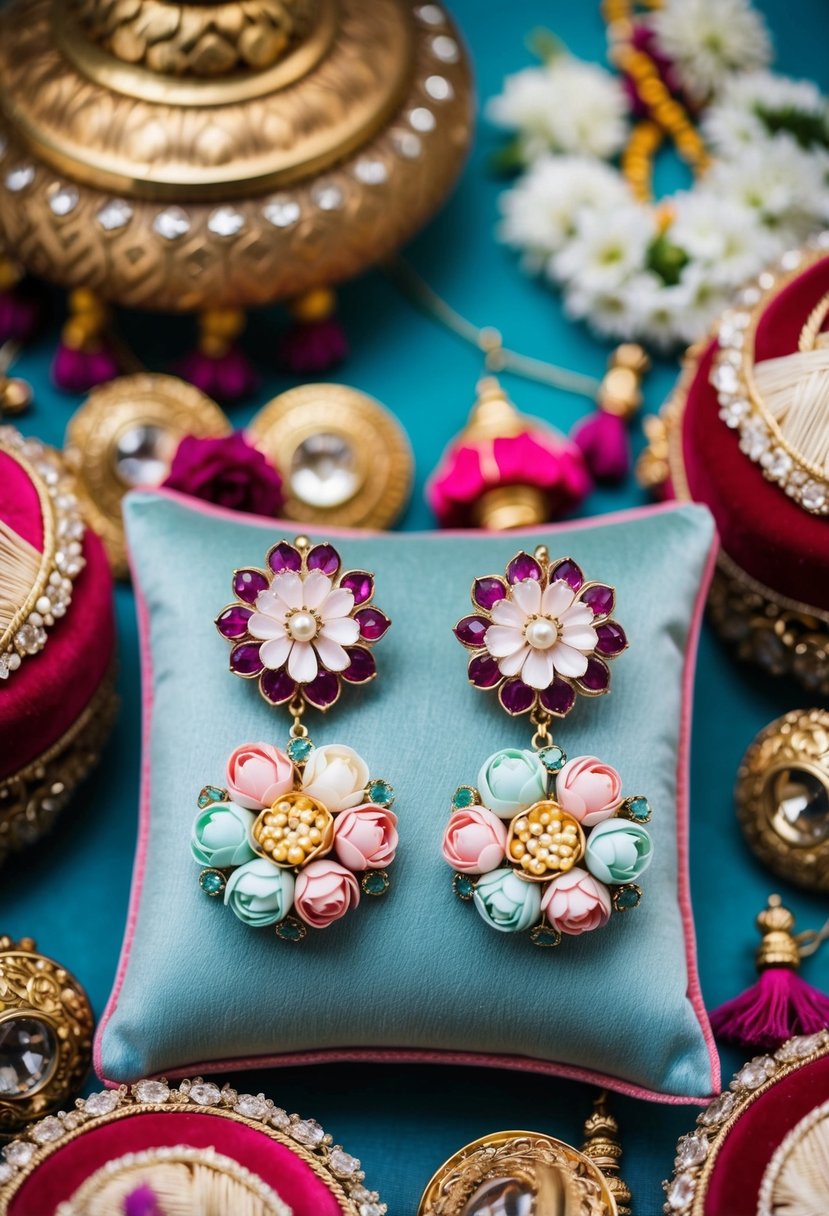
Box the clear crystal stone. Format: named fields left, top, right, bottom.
left=666, top=1173, right=695, bottom=1210
left=740, top=286, right=761, bottom=306
left=312, top=182, right=344, bottom=211
left=719, top=399, right=749, bottom=428
left=676, top=1133, right=708, bottom=1168
left=290, top=432, right=360, bottom=507
left=416, top=3, right=444, bottom=22
left=97, top=199, right=134, bottom=231
left=133, top=1079, right=170, bottom=1103
left=701, top=1090, right=736, bottom=1124
left=291, top=1118, right=324, bottom=1146
left=393, top=130, right=422, bottom=159
left=425, top=74, right=453, bottom=101
left=0, top=1016, right=55, bottom=1096
left=758, top=271, right=775, bottom=289
left=801, top=480, right=826, bottom=511
left=208, top=206, right=245, bottom=237
left=764, top=447, right=792, bottom=479
left=712, top=362, right=739, bottom=394
left=4, top=1141, right=35, bottom=1167
left=189, top=1082, right=221, bottom=1106
left=329, top=1148, right=360, bottom=1177
left=235, top=1094, right=268, bottom=1119
left=817, top=230, right=829, bottom=249
left=5, top=165, right=34, bottom=192
left=114, top=423, right=177, bottom=488
left=270, top=1107, right=291, bottom=1130
left=431, top=34, right=459, bottom=62
left=354, top=158, right=388, bottom=185
left=736, top=1056, right=776, bottom=1089
left=0, top=1162, right=14, bottom=1183
left=781, top=249, right=802, bottom=270
left=153, top=206, right=191, bottom=240
left=84, top=1090, right=119, bottom=1116
left=263, top=196, right=300, bottom=228
left=352, top=1188, right=371, bottom=1202
left=409, top=106, right=435, bottom=132
left=740, top=418, right=770, bottom=461
left=49, top=185, right=79, bottom=216
left=776, top=1033, right=825, bottom=1061
left=31, top=1116, right=64, bottom=1144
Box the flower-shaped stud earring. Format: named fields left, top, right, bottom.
left=444, top=546, right=653, bottom=947
left=200, top=536, right=397, bottom=941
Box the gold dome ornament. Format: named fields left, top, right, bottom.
left=736, top=709, right=829, bottom=893
left=0, top=937, right=93, bottom=1136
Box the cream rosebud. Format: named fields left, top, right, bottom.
left=555, top=755, right=622, bottom=827
left=226, top=743, right=294, bottom=810
left=301, top=745, right=369, bottom=813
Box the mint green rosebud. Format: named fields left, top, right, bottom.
left=191, top=802, right=257, bottom=868
left=477, top=748, right=548, bottom=819
left=584, top=819, right=653, bottom=885
left=224, top=858, right=295, bottom=927
left=473, top=867, right=542, bottom=933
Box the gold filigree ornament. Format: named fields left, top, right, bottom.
left=0, top=937, right=93, bottom=1138
left=662, top=1030, right=829, bottom=1216
left=417, top=1093, right=631, bottom=1216
left=63, top=373, right=230, bottom=578
left=736, top=709, right=829, bottom=893
left=0, top=0, right=473, bottom=314
left=0, top=1077, right=385, bottom=1214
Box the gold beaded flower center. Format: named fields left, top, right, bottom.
left=253, top=791, right=333, bottom=869
left=506, top=801, right=585, bottom=882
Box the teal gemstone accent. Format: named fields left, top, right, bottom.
left=539, top=746, right=567, bottom=774
left=361, top=870, right=390, bottom=897
left=287, top=738, right=314, bottom=764
left=198, top=785, right=228, bottom=809
left=199, top=869, right=226, bottom=897
left=623, top=796, right=652, bottom=823
left=613, top=884, right=642, bottom=912
left=451, top=785, right=478, bottom=811
left=368, top=779, right=394, bottom=808
left=275, top=917, right=307, bottom=942
left=452, top=873, right=476, bottom=902
left=530, top=922, right=562, bottom=948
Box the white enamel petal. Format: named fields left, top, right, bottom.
left=521, top=648, right=555, bottom=690
left=320, top=587, right=355, bottom=621
left=541, top=581, right=575, bottom=617
left=313, top=635, right=350, bottom=672
left=320, top=616, right=360, bottom=645
left=254, top=589, right=286, bottom=618
left=260, top=635, right=293, bottom=669
left=559, top=601, right=594, bottom=628
left=247, top=612, right=287, bottom=641
left=497, top=645, right=529, bottom=676
left=288, top=640, right=318, bottom=683
left=272, top=570, right=304, bottom=610
left=550, top=641, right=589, bottom=678
left=560, top=624, right=598, bottom=650
left=511, top=580, right=541, bottom=616
left=490, top=599, right=526, bottom=628
left=302, top=569, right=333, bottom=611
left=485, top=624, right=527, bottom=658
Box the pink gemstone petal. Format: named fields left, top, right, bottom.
left=506, top=552, right=542, bottom=584
left=468, top=653, right=502, bottom=689
left=260, top=668, right=296, bottom=705
left=307, top=544, right=341, bottom=577
left=303, top=670, right=341, bottom=710
left=355, top=607, right=391, bottom=642
left=215, top=604, right=252, bottom=639
left=232, top=568, right=269, bottom=604
left=454, top=616, right=490, bottom=648
left=340, top=570, right=374, bottom=605
left=576, top=657, right=611, bottom=693
left=341, top=646, right=376, bottom=684
left=595, top=621, right=627, bottom=656
left=549, top=558, right=584, bottom=591
left=229, top=642, right=264, bottom=677
left=539, top=678, right=576, bottom=717
left=267, top=541, right=302, bottom=574
left=581, top=584, right=615, bottom=617
left=473, top=577, right=508, bottom=611
left=498, top=678, right=536, bottom=715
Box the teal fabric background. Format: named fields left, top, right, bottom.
left=2, top=1, right=828, bottom=1211
left=99, top=493, right=716, bottom=1098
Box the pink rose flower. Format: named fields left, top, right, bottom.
left=163, top=432, right=283, bottom=517
left=442, top=806, right=507, bottom=875
left=333, top=805, right=398, bottom=871
left=556, top=755, right=622, bottom=827
left=541, top=867, right=611, bottom=936
left=226, top=743, right=294, bottom=810
left=294, top=859, right=360, bottom=929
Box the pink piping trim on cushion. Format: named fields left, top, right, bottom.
left=95, top=490, right=721, bottom=1101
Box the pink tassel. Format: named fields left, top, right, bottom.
left=51, top=342, right=120, bottom=393
left=174, top=345, right=259, bottom=403
left=125, top=1186, right=165, bottom=1216
left=571, top=409, right=630, bottom=483
left=277, top=316, right=348, bottom=374
left=0, top=288, right=40, bottom=344
left=711, top=968, right=829, bottom=1051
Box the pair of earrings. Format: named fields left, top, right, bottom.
left=195, top=535, right=653, bottom=946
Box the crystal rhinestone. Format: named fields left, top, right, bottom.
left=0, top=1016, right=56, bottom=1096
left=359, top=1205, right=384, bottom=1216
left=287, top=737, right=313, bottom=764
left=3, top=1141, right=35, bottom=1167
left=312, top=182, right=344, bottom=211
left=235, top=1094, right=268, bottom=1119
left=263, top=196, right=301, bottom=228
left=740, top=418, right=769, bottom=462
left=781, top=249, right=802, bottom=270
left=97, top=199, right=133, bottom=231
left=712, top=362, right=739, bottom=394
left=425, top=74, right=453, bottom=101
left=362, top=871, right=390, bottom=896
left=701, top=1090, right=735, bottom=1124
left=409, top=107, right=435, bottom=132
left=765, top=448, right=792, bottom=479
left=0, top=1163, right=14, bottom=1184
left=452, top=873, right=476, bottom=901
left=801, top=480, right=826, bottom=511
left=291, top=1118, right=325, bottom=1146
left=153, top=206, right=191, bottom=240
left=758, top=271, right=775, bottom=290
left=31, top=1116, right=64, bottom=1144
left=329, top=1148, right=360, bottom=1177
left=393, top=130, right=422, bottom=159
left=189, top=1082, right=221, bottom=1106
left=352, top=1189, right=371, bottom=1203
left=624, top=796, right=651, bottom=822
left=431, top=35, right=459, bottom=62
left=612, top=885, right=641, bottom=911
left=736, top=1056, right=776, bottom=1089
left=451, top=785, right=477, bottom=810
left=530, top=923, right=562, bottom=948
left=115, top=423, right=176, bottom=487
left=199, top=869, right=226, bottom=897
left=719, top=398, right=749, bottom=428
left=666, top=1172, right=695, bottom=1210
left=416, top=3, right=444, bottom=22
left=368, top=779, right=394, bottom=807
left=133, top=1079, right=170, bottom=1103
left=5, top=165, right=34, bottom=192
left=207, top=205, right=245, bottom=237
left=291, top=433, right=360, bottom=507
left=197, top=785, right=227, bottom=809
left=539, top=745, right=566, bottom=773
left=84, top=1090, right=119, bottom=1116
left=354, top=158, right=388, bottom=185
left=776, top=1033, right=825, bottom=1061
left=49, top=185, right=79, bottom=216
left=676, top=1133, right=708, bottom=1168
left=270, top=1107, right=291, bottom=1130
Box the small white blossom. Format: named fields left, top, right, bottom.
left=669, top=192, right=780, bottom=285
left=551, top=203, right=655, bottom=294
left=705, top=142, right=829, bottom=237
left=650, top=0, right=771, bottom=102
left=622, top=272, right=690, bottom=350
left=704, top=71, right=828, bottom=156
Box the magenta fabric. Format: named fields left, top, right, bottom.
left=0, top=450, right=44, bottom=551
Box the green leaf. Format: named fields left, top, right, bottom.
left=754, top=102, right=829, bottom=150
left=527, top=27, right=566, bottom=64
left=646, top=234, right=689, bottom=287
left=488, top=137, right=527, bottom=177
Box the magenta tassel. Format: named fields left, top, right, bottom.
left=174, top=345, right=259, bottom=404
left=571, top=409, right=630, bottom=483
left=710, top=968, right=829, bottom=1051
left=51, top=342, right=121, bottom=393
left=277, top=316, right=348, bottom=374
left=124, top=1185, right=165, bottom=1216
left=0, top=288, right=40, bottom=343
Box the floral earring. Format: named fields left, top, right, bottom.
left=194, top=535, right=397, bottom=941
left=444, top=546, right=653, bottom=947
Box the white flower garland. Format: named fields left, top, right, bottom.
left=491, top=0, right=829, bottom=349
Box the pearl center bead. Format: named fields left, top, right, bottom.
left=288, top=611, right=318, bottom=643
left=525, top=617, right=558, bottom=650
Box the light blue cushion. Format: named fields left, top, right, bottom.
left=97, top=491, right=719, bottom=1101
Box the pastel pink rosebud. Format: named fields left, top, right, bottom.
left=555, top=755, right=622, bottom=827
left=541, top=867, right=611, bottom=936
left=294, top=859, right=360, bottom=929
left=225, top=742, right=294, bottom=811
left=442, top=806, right=508, bottom=875
left=334, top=805, right=399, bottom=871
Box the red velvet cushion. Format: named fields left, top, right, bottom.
left=0, top=447, right=114, bottom=779
left=679, top=255, right=829, bottom=612
left=8, top=1110, right=342, bottom=1216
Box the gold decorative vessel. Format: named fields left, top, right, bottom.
left=0, top=0, right=473, bottom=313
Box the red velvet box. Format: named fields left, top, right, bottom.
left=0, top=427, right=116, bottom=863
left=657, top=241, right=829, bottom=694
